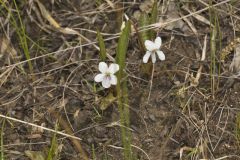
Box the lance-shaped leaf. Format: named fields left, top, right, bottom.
left=116, top=20, right=133, bottom=159
left=139, top=12, right=150, bottom=48
left=116, top=20, right=131, bottom=80
left=149, top=0, right=158, bottom=39
left=96, top=29, right=107, bottom=61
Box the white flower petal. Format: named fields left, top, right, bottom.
left=143, top=51, right=151, bottom=63
left=99, top=62, right=108, bottom=73
left=151, top=52, right=156, bottom=63
left=102, top=76, right=111, bottom=88
left=154, top=37, right=162, bottom=49
left=145, top=40, right=155, bottom=51
left=109, top=63, right=119, bottom=74
left=156, top=50, right=165, bottom=61
left=110, top=75, right=117, bottom=85
left=94, top=74, right=104, bottom=82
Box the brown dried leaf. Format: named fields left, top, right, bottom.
left=139, top=0, right=154, bottom=13
left=159, top=1, right=189, bottom=33
left=0, top=35, right=18, bottom=65
left=1, top=36, right=17, bottom=56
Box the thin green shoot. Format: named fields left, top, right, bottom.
left=0, top=118, right=5, bottom=160
left=92, top=144, right=96, bottom=160
left=209, top=1, right=217, bottom=98
left=209, top=0, right=222, bottom=97
left=0, top=0, right=33, bottom=73
left=215, top=13, right=222, bottom=91
left=13, top=0, right=33, bottom=73
left=46, top=123, right=58, bottom=160
left=235, top=113, right=240, bottom=147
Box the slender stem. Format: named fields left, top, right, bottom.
left=147, top=64, right=155, bottom=102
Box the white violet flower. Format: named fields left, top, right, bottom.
left=94, top=62, right=119, bottom=88
left=143, top=36, right=165, bottom=63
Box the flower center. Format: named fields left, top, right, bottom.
left=105, top=72, right=111, bottom=76
left=150, top=49, right=157, bottom=54
left=105, top=72, right=112, bottom=81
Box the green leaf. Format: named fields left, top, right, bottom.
left=139, top=12, right=150, bottom=45
left=149, top=0, right=158, bottom=39
left=115, top=20, right=133, bottom=159
left=116, top=20, right=131, bottom=80
left=236, top=113, right=240, bottom=143
left=0, top=119, right=5, bottom=160
left=100, top=92, right=116, bottom=110
left=97, top=29, right=107, bottom=61
left=139, top=13, right=152, bottom=75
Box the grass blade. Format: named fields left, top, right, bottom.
left=0, top=119, right=5, bottom=160
left=46, top=124, right=58, bottom=160
left=209, top=1, right=221, bottom=98
left=12, top=0, right=33, bottom=73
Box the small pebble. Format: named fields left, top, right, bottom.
left=149, top=114, right=156, bottom=122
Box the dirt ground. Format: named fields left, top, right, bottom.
left=1, top=0, right=240, bottom=160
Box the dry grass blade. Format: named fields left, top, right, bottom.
left=181, top=13, right=198, bottom=35
left=148, top=0, right=231, bottom=30
left=105, top=0, right=115, bottom=9
left=1, top=1, right=240, bottom=159
left=35, top=0, right=79, bottom=35
left=49, top=110, right=89, bottom=160
left=0, top=67, right=14, bottom=88
left=182, top=5, right=211, bottom=26
left=35, top=0, right=60, bottom=29
left=35, top=0, right=115, bottom=62
left=0, top=114, right=82, bottom=141
left=190, top=35, right=207, bottom=86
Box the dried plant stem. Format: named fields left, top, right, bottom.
left=0, top=114, right=82, bottom=141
